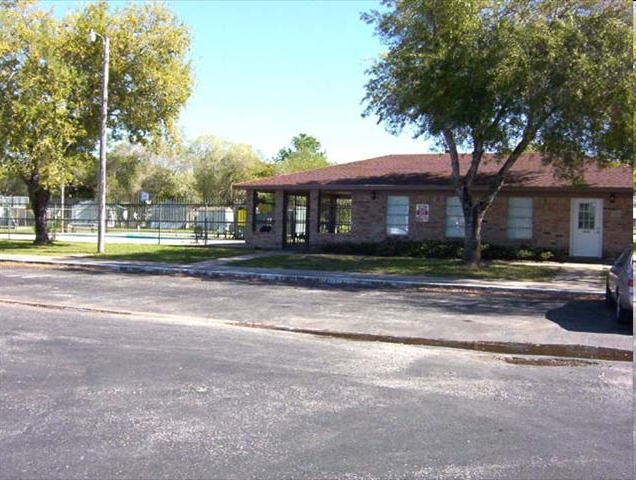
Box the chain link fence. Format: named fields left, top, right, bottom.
left=0, top=196, right=247, bottom=244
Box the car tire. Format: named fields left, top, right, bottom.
left=615, top=289, right=632, bottom=324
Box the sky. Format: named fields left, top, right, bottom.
left=42, top=0, right=433, bottom=163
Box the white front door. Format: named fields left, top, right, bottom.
left=570, top=199, right=603, bottom=257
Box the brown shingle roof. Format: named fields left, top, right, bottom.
left=234, top=153, right=632, bottom=191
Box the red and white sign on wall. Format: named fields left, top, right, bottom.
left=416, top=203, right=430, bottom=222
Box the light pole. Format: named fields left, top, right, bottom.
left=89, top=28, right=109, bottom=253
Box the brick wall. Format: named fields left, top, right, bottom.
left=243, top=188, right=631, bottom=259
left=529, top=196, right=571, bottom=252
left=602, top=194, right=632, bottom=258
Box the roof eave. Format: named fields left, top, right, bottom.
left=234, top=184, right=632, bottom=192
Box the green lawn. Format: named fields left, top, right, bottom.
left=0, top=240, right=250, bottom=264
left=228, top=253, right=559, bottom=282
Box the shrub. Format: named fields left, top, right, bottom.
left=539, top=250, right=555, bottom=262
left=321, top=240, right=564, bottom=262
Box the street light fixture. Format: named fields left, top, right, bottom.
left=88, top=28, right=109, bottom=253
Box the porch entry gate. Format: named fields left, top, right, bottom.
left=284, top=193, right=309, bottom=246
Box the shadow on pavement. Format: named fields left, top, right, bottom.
left=546, top=300, right=633, bottom=335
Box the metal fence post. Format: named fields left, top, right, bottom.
left=204, top=203, right=208, bottom=246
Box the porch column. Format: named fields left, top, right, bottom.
left=308, top=189, right=320, bottom=246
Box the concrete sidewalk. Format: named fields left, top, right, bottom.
left=0, top=253, right=632, bottom=362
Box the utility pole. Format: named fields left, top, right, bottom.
left=89, top=29, right=109, bottom=254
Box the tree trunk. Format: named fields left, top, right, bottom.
left=27, top=180, right=51, bottom=245
left=462, top=205, right=485, bottom=267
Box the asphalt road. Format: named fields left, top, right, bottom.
left=0, top=263, right=631, bottom=350
left=0, top=265, right=633, bottom=479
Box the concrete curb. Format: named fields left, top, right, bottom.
left=0, top=258, right=604, bottom=300
left=191, top=269, right=604, bottom=299
left=230, top=323, right=633, bottom=362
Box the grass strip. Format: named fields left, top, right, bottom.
left=0, top=240, right=249, bottom=264
left=227, top=253, right=559, bottom=282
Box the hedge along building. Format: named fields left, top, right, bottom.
left=234, top=153, right=632, bottom=259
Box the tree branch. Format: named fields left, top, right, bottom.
left=442, top=128, right=461, bottom=188
left=482, top=125, right=537, bottom=207
left=465, top=134, right=484, bottom=187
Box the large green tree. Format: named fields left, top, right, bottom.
left=105, top=142, right=194, bottom=202
left=363, top=0, right=633, bottom=266
left=0, top=0, right=192, bottom=244
left=188, top=136, right=270, bottom=203
left=104, top=143, right=146, bottom=202
left=273, top=133, right=330, bottom=174
left=0, top=1, right=85, bottom=243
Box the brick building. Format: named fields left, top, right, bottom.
left=234, top=153, right=632, bottom=259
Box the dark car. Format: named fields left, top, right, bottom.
left=605, top=247, right=633, bottom=323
